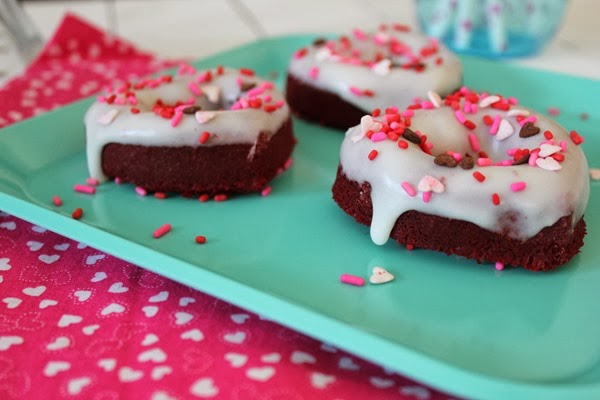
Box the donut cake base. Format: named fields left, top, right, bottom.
left=332, top=167, right=586, bottom=271
left=101, top=118, right=295, bottom=196
left=286, top=74, right=366, bottom=130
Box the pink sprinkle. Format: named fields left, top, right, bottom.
left=490, top=115, right=501, bottom=135
left=464, top=101, right=472, bottom=113
left=114, top=177, right=123, bottom=184
left=171, top=110, right=183, bottom=127
left=452, top=152, right=462, bottom=162
left=188, top=81, right=202, bottom=96
left=352, top=28, right=368, bottom=40
left=135, top=186, right=147, bottom=196
left=263, top=95, right=272, bottom=102
left=401, top=110, right=414, bottom=118
left=127, top=96, right=138, bottom=105
left=495, top=262, right=505, bottom=271
left=370, top=131, right=387, bottom=142
left=460, top=86, right=469, bottom=95
left=510, top=181, right=527, bottom=192
left=97, top=95, right=107, bottom=103
left=52, top=195, right=62, bottom=206
left=499, top=160, right=513, bottom=166
left=477, top=157, right=492, bottom=166
left=309, top=66, right=319, bottom=79
left=86, top=177, right=99, bottom=186
left=114, top=97, right=126, bottom=105
left=508, top=97, right=518, bottom=105
left=261, top=186, right=272, bottom=197
left=548, top=107, right=561, bottom=116
left=340, top=273, right=365, bottom=287
left=284, top=157, right=293, bottom=170
left=153, top=223, right=172, bottom=239
left=529, top=149, right=540, bottom=166
left=421, top=101, right=434, bottom=109
left=470, top=104, right=478, bottom=114
left=73, top=184, right=95, bottom=195
left=560, top=140, right=567, bottom=152
left=422, top=191, right=432, bottom=203
left=401, top=181, right=417, bottom=197
left=275, top=100, right=284, bottom=108
left=519, top=115, right=537, bottom=126
left=247, top=87, right=264, bottom=97
left=349, top=86, right=363, bottom=96
left=454, top=110, right=466, bottom=124
left=468, top=133, right=480, bottom=152
left=506, top=148, right=518, bottom=156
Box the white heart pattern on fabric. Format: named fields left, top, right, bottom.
left=151, top=366, right=172, bottom=380
left=338, top=356, right=360, bottom=371
left=141, top=333, right=159, bottom=346
left=230, top=313, right=250, bottom=324
left=260, top=353, right=281, bottom=364
left=108, top=282, right=129, bottom=293
left=44, top=361, right=71, bottom=377
left=180, top=329, right=204, bottom=342
left=31, top=225, right=46, bottom=233
left=246, top=366, right=276, bottom=382
left=26, top=241, right=44, bottom=251
left=0, top=258, right=11, bottom=271
left=0, top=335, right=24, bottom=350
left=85, top=254, right=106, bottom=265
left=311, top=372, right=336, bottom=389
left=97, top=358, right=117, bottom=372
left=77, top=242, right=88, bottom=249
left=174, top=312, right=193, bottom=325
left=190, top=377, right=219, bottom=398
left=370, top=376, right=395, bottom=389
left=91, top=272, right=107, bottom=282
left=138, top=348, right=167, bottom=363
left=400, top=385, right=431, bottom=400
left=23, top=285, right=46, bottom=297
left=2, top=297, right=22, bottom=309
left=118, top=366, right=144, bottom=382
left=142, top=306, right=159, bottom=318
left=67, top=377, right=91, bottom=395
left=58, top=314, right=83, bottom=327
left=0, top=221, right=16, bottom=230
left=54, top=243, right=70, bottom=251
left=82, top=325, right=100, bottom=335
left=291, top=350, right=316, bottom=365
left=38, top=254, right=60, bottom=264
left=224, top=352, right=248, bottom=368
left=39, top=299, right=58, bottom=309
left=101, top=303, right=126, bottom=316
left=152, top=390, right=176, bottom=400
left=74, top=290, right=92, bottom=302
left=369, top=266, right=395, bottom=284
left=46, top=336, right=70, bottom=350
left=149, top=291, right=169, bottom=303
left=223, top=331, right=246, bottom=344
left=179, top=297, right=196, bottom=306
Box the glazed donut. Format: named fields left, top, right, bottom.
left=332, top=87, right=589, bottom=271
left=286, top=24, right=462, bottom=129
left=85, top=66, right=295, bottom=196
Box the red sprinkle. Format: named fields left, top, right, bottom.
left=154, top=192, right=167, bottom=199
left=482, top=115, right=493, bottom=126
left=216, top=65, right=224, bottom=75
left=552, top=153, right=565, bottom=162
left=397, top=140, right=408, bottom=149
left=464, top=120, right=476, bottom=130
left=264, top=104, right=277, bottom=113
left=472, top=171, right=486, bottom=182
left=214, top=194, right=228, bottom=202
left=198, top=194, right=210, bottom=202
left=72, top=207, right=83, bottom=220
left=570, top=130, right=584, bottom=145
left=52, top=195, right=62, bottom=206
left=130, top=107, right=140, bottom=114
left=544, top=130, right=554, bottom=140
left=492, top=193, right=501, bottom=206
left=368, top=149, right=379, bottom=160
left=199, top=131, right=211, bottom=144
left=239, top=67, right=255, bottom=76
left=195, top=235, right=207, bottom=244
left=153, top=223, right=172, bottom=238
left=372, top=108, right=381, bottom=117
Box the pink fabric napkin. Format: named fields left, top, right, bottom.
left=0, top=13, right=456, bottom=399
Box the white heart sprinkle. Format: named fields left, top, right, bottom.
left=507, top=108, right=530, bottom=117
left=246, top=366, right=276, bottom=382
left=142, top=306, right=159, bottom=317
left=195, top=111, right=216, bottom=124
left=97, top=358, right=117, bottom=372
left=141, top=333, right=159, bottom=346
left=149, top=291, right=168, bottom=303
left=151, top=366, right=172, bottom=380
left=26, top=241, right=44, bottom=251
left=338, top=356, right=360, bottom=370
left=67, top=377, right=91, bottom=395
left=91, top=272, right=107, bottom=282
left=230, top=313, right=250, bottom=324
left=39, top=299, right=58, bottom=309
left=261, top=353, right=281, bottom=363
left=417, top=175, right=444, bottom=194
left=315, top=47, right=331, bottom=62
left=98, top=108, right=119, bottom=125
left=74, top=290, right=91, bottom=301
left=181, top=329, right=204, bottom=342
left=369, top=266, right=395, bottom=284
left=291, top=350, right=316, bottom=365
left=174, top=311, right=193, bottom=325
left=0, top=335, right=24, bottom=350
left=0, top=258, right=11, bottom=271
left=3, top=297, right=22, bottom=309
left=44, top=361, right=71, bottom=376
left=371, top=58, right=391, bottom=76
left=138, top=347, right=167, bottom=363
left=58, top=314, right=82, bottom=327
left=225, top=352, right=248, bottom=368
left=118, top=366, right=144, bottom=382
left=427, top=90, right=442, bottom=108
left=108, top=282, right=129, bottom=293
left=495, top=118, right=515, bottom=141
left=190, top=378, right=219, bottom=397
left=202, top=85, right=220, bottom=103
left=538, top=144, right=562, bottom=158
left=179, top=297, right=196, bottom=306
left=38, top=254, right=60, bottom=264
left=223, top=331, right=246, bottom=344
left=46, top=336, right=70, bottom=350
left=536, top=157, right=562, bottom=171
left=23, top=285, right=46, bottom=297
left=101, top=303, right=125, bottom=316
left=478, top=95, right=500, bottom=108
left=82, top=324, right=100, bottom=335
left=311, top=372, right=336, bottom=389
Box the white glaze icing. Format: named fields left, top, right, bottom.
left=339, top=89, right=589, bottom=244
left=288, top=25, right=462, bottom=112
left=84, top=67, right=289, bottom=182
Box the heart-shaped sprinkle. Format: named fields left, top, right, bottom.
left=536, top=157, right=562, bottom=171
left=519, top=122, right=540, bottom=138
left=195, top=111, right=216, bottom=124
left=369, top=266, right=395, bottom=284
left=538, top=144, right=562, bottom=157
left=427, top=90, right=443, bottom=108
left=495, top=118, right=515, bottom=141
left=371, top=58, right=391, bottom=76
left=417, top=175, right=444, bottom=193
left=202, top=85, right=220, bottom=103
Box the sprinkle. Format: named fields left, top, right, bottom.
left=495, top=262, right=504, bottom=271
left=372, top=59, right=391, bottom=76
left=490, top=115, right=501, bottom=135
left=368, top=149, right=379, bottom=160
left=72, top=207, right=83, bottom=220
left=482, top=115, right=493, bottom=126
left=472, top=171, right=486, bottom=182
left=199, top=131, right=211, bottom=144
left=529, top=149, right=540, bottom=166
left=479, top=95, right=500, bottom=108
left=239, top=67, right=255, bottom=76
left=309, top=66, right=319, bottom=79
left=468, top=133, right=480, bottom=152
left=170, top=110, right=183, bottom=127
left=464, top=120, right=476, bottom=130
left=570, top=130, right=584, bottom=145
left=135, top=186, right=147, bottom=196
left=86, top=177, right=99, bottom=186
left=340, top=273, right=365, bottom=287
left=454, top=110, right=466, bottom=124
left=294, top=47, right=308, bottom=59
left=214, top=194, right=228, bottom=202
left=153, top=223, right=172, bottom=238
left=195, top=111, right=216, bottom=124
left=510, top=181, right=527, bottom=192
left=188, top=81, right=202, bottom=96
left=492, top=193, right=501, bottom=205
left=195, top=235, right=207, bottom=244
left=401, top=181, right=417, bottom=197
left=519, top=115, right=537, bottom=126
left=97, top=109, right=119, bottom=125
left=507, top=109, right=530, bottom=117
left=417, top=175, right=444, bottom=193
left=495, top=119, right=515, bottom=141
left=427, top=91, right=442, bottom=108
left=434, top=153, right=457, bottom=167
left=536, top=157, right=562, bottom=171
left=154, top=192, right=167, bottom=199
left=519, top=122, right=541, bottom=138
left=130, top=107, right=140, bottom=114
left=52, top=196, right=62, bottom=206
left=73, top=184, right=96, bottom=195
left=397, top=140, right=408, bottom=149
left=477, top=158, right=492, bottom=167
left=538, top=144, right=562, bottom=157
left=261, top=186, right=272, bottom=197
left=402, top=128, right=421, bottom=144
left=370, top=132, right=387, bottom=142
left=369, top=266, right=394, bottom=284
left=114, top=177, right=123, bottom=184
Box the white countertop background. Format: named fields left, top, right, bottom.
left=1, top=0, right=599, bottom=85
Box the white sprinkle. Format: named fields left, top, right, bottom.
left=536, top=157, right=562, bottom=171
left=97, top=109, right=119, bottom=125
left=315, top=47, right=331, bottom=62
left=195, top=111, right=216, bottom=124
left=202, top=85, right=221, bottom=103
left=538, top=144, right=562, bottom=158
left=479, top=95, right=500, bottom=108
left=495, top=118, right=515, bottom=141
left=417, top=175, right=444, bottom=193
left=427, top=91, right=442, bottom=108
left=369, top=266, right=394, bottom=284
left=371, top=59, right=391, bottom=76
left=507, top=108, right=531, bottom=117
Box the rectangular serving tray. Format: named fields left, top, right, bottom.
left=1, top=35, right=600, bottom=400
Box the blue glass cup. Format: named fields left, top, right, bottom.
left=416, top=0, right=568, bottom=58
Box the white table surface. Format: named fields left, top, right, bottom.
left=1, top=0, right=599, bottom=85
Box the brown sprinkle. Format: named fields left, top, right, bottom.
left=512, top=154, right=530, bottom=165
left=313, top=37, right=327, bottom=46
left=459, top=156, right=475, bottom=169
left=519, top=122, right=541, bottom=138
left=434, top=153, right=457, bottom=168
left=240, top=81, right=257, bottom=92
left=182, top=105, right=202, bottom=114
left=402, top=128, right=421, bottom=145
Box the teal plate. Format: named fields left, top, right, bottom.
left=1, top=35, right=599, bottom=400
